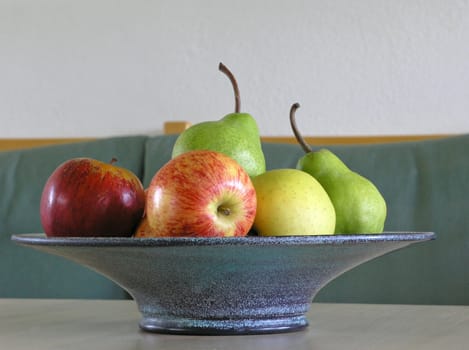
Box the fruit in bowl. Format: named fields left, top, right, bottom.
left=40, top=157, right=145, bottom=237
left=172, top=62, right=266, bottom=177
left=136, top=150, right=256, bottom=237
left=252, top=168, right=336, bottom=236
left=289, top=103, right=387, bottom=234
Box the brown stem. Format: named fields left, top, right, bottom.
left=110, top=157, right=118, bottom=165
left=219, top=62, right=241, bottom=113
left=289, top=103, right=312, bottom=153
left=217, top=205, right=231, bottom=217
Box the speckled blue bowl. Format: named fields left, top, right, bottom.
left=12, top=232, right=434, bottom=335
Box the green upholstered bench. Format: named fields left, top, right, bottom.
left=1, top=133, right=468, bottom=304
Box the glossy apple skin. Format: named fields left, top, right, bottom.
left=40, top=158, right=145, bottom=237
left=140, top=150, right=256, bottom=238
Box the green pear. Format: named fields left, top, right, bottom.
left=251, top=169, right=336, bottom=236
left=290, top=103, right=387, bottom=234
left=172, top=63, right=266, bottom=177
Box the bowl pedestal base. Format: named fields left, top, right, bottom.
left=139, top=315, right=308, bottom=335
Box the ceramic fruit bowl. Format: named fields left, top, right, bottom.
left=11, top=232, right=435, bottom=335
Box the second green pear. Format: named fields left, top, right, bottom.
left=290, top=103, right=387, bottom=234
left=297, top=149, right=387, bottom=234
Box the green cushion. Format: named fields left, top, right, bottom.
left=0, top=136, right=146, bottom=298
left=142, top=135, right=179, bottom=187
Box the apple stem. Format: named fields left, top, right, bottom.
left=217, top=206, right=231, bottom=217
left=289, top=103, right=313, bottom=153
left=219, top=62, right=241, bottom=113
left=110, top=158, right=118, bottom=165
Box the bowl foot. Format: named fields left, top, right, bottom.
left=139, top=315, right=308, bottom=335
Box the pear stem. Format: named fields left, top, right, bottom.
left=219, top=62, right=241, bottom=113
left=289, top=103, right=313, bottom=153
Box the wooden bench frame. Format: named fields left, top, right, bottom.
left=0, top=121, right=451, bottom=152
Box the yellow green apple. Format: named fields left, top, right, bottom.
left=251, top=169, right=335, bottom=236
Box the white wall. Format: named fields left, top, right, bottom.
left=1, top=0, right=468, bottom=138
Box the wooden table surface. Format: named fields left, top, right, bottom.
left=1, top=299, right=468, bottom=350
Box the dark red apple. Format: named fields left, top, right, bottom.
left=40, top=158, right=145, bottom=237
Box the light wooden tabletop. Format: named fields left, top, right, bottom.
left=1, top=299, right=468, bottom=350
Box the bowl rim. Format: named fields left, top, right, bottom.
left=11, top=232, right=436, bottom=247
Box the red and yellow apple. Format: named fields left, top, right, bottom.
left=138, top=150, right=256, bottom=238
left=40, top=158, right=145, bottom=237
